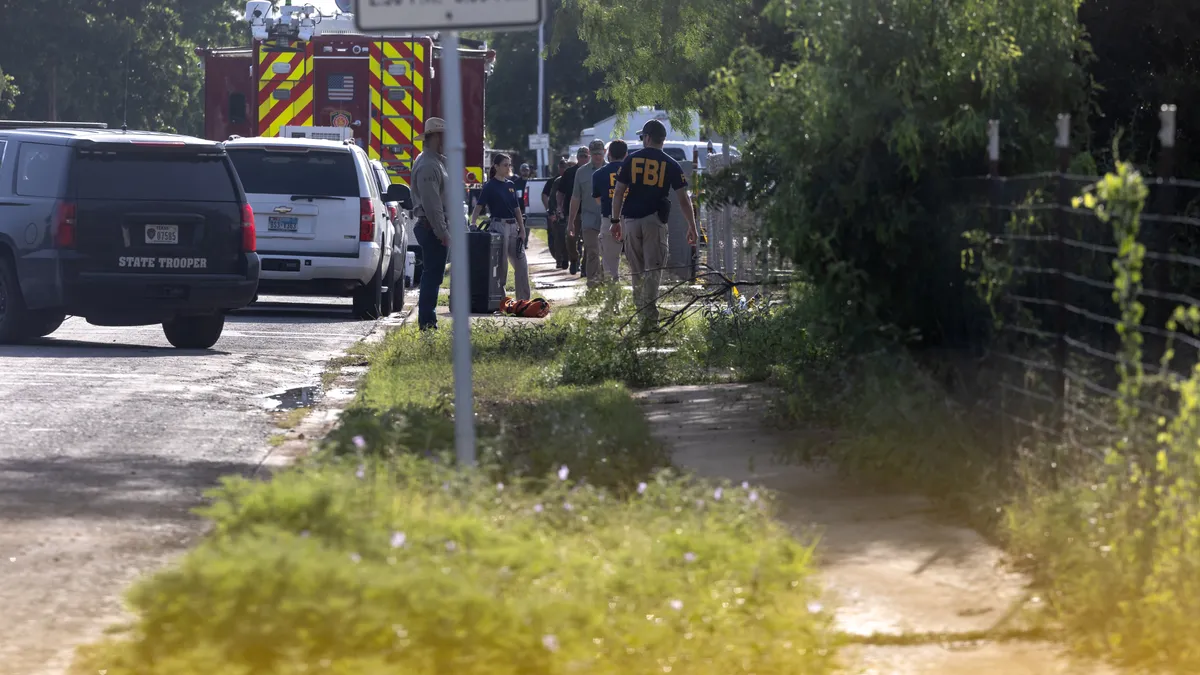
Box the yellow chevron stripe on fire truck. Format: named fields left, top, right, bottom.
left=263, top=85, right=313, bottom=137
left=379, top=41, right=424, bottom=94
left=257, top=44, right=312, bottom=137
left=368, top=46, right=424, bottom=121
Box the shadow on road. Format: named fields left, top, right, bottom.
left=0, top=340, right=230, bottom=358
left=229, top=301, right=366, bottom=323
left=0, top=454, right=260, bottom=522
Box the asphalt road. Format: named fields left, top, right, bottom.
left=0, top=294, right=398, bottom=675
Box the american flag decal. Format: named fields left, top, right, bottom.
left=328, top=74, right=354, bottom=101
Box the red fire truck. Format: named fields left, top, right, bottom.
left=196, top=2, right=492, bottom=189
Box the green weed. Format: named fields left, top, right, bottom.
left=74, top=458, right=839, bottom=675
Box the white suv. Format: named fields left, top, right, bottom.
left=369, top=159, right=415, bottom=289
left=224, top=137, right=403, bottom=320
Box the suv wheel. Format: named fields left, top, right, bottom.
left=0, top=255, right=31, bottom=344
left=352, top=262, right=384, bottom=321
left=163, top=314, right=225, bottom=350
left=25, top=310, right=66, bottom=339
left=382, top=253, right=404, bottom=315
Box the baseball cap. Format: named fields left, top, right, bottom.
left=519, top=163, right=530, bottom=170
left=588, top=139, right=606, bottom=154
left=638, top=119, right=667, bottom=140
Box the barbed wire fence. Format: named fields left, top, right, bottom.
left=961, top=105, right=1200, bottom=481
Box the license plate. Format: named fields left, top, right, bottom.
left=144, top=224, right=179, bottom=245
left=268, top=216, right=299, bottom=232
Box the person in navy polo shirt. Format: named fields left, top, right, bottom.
left=592, top=139, right=628, bottom=282
left=470, top=152, right=531, bottom=301
left=611, top=120, right=699, bottom=329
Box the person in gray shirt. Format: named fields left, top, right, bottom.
left=410, top=117, right=450, bottom=331
left=567, top=139, right=608, bottom=287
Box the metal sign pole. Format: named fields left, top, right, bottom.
left=536, top=19, right=546, bottom=175
left=355, top=0, right=545, bottom=470
left=441, top=31, right=477, bottom=466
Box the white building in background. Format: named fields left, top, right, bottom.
left=577, top=107, right=710, bottom=146
left=572, top=107, right=738, bottom=171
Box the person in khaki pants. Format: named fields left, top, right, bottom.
left=469, top=153, right=531, bottom=300
left=567, top=139, right=609, bottom=287
left=610, top=120, right=699, bottom=328
left=592, top=139, right=628, bottom=282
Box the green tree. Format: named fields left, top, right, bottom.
left=571, top=0, right=1089, bottom=347
left=0, top=64, right=16, bottom=115
left=0, top=0, right=243, bottom=135
left=1080, top=0, right=1200, bottom=174
left=481, top=0, right=612, bottom=163
left=564, top=0, right=762, bottom=134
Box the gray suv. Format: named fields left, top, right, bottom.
left=0, top=125, right=261, bottom=349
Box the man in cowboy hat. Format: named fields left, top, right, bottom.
left=410, top=117, right=451, bottom=331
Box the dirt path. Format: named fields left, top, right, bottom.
left=637, top=384, right=1117, bottom=674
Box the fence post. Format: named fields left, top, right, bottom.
left=691, top=146, right=700, bottom=282
left=1052, top=113, right=1072, bottom=476
left=989, top=120, right=1009, bottom=454
left=1154, top=105, right=1177, bottom=362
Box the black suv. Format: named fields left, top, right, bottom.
left=0, top=124, right=260, bottom=349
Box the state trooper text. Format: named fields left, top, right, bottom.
left=118, top=257, right=209, bottom=269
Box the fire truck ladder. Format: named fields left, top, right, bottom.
left=375, top=55, right=418, bottom=179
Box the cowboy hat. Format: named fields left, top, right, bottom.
left=422, top=117, right=446, bottom=140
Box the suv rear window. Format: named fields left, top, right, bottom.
left=16, top=143, right=70, bottom=198
left=72, top=151, right=238, bottom=202
left=227, top=148, right=359, bottom=197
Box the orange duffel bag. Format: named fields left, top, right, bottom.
left=500, top=297, right=551, bottom=318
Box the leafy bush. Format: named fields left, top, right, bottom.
left=553, top=285, right=709, bottom=388
left=700, top=0, right=1089, bottom=348
left=322, top=322, right=668, bottom=493
left=703, top=286, right=838, bottom=383
left=75, top=458, right=839, bottom=675
left=1000, top=164, right=1200, bottom=672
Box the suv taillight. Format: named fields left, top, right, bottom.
left=54, top=201, right=76, bottom=248
left=241, top=203, right=257, bottom=252
left=360, top=198, right=375, bottom=242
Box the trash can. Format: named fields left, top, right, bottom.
left=449, top=229, right=505, bottom=314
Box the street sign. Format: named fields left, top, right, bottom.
left=354, top=0, right=544, bottom=32
left=528, top=133, right=550, bottom=151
